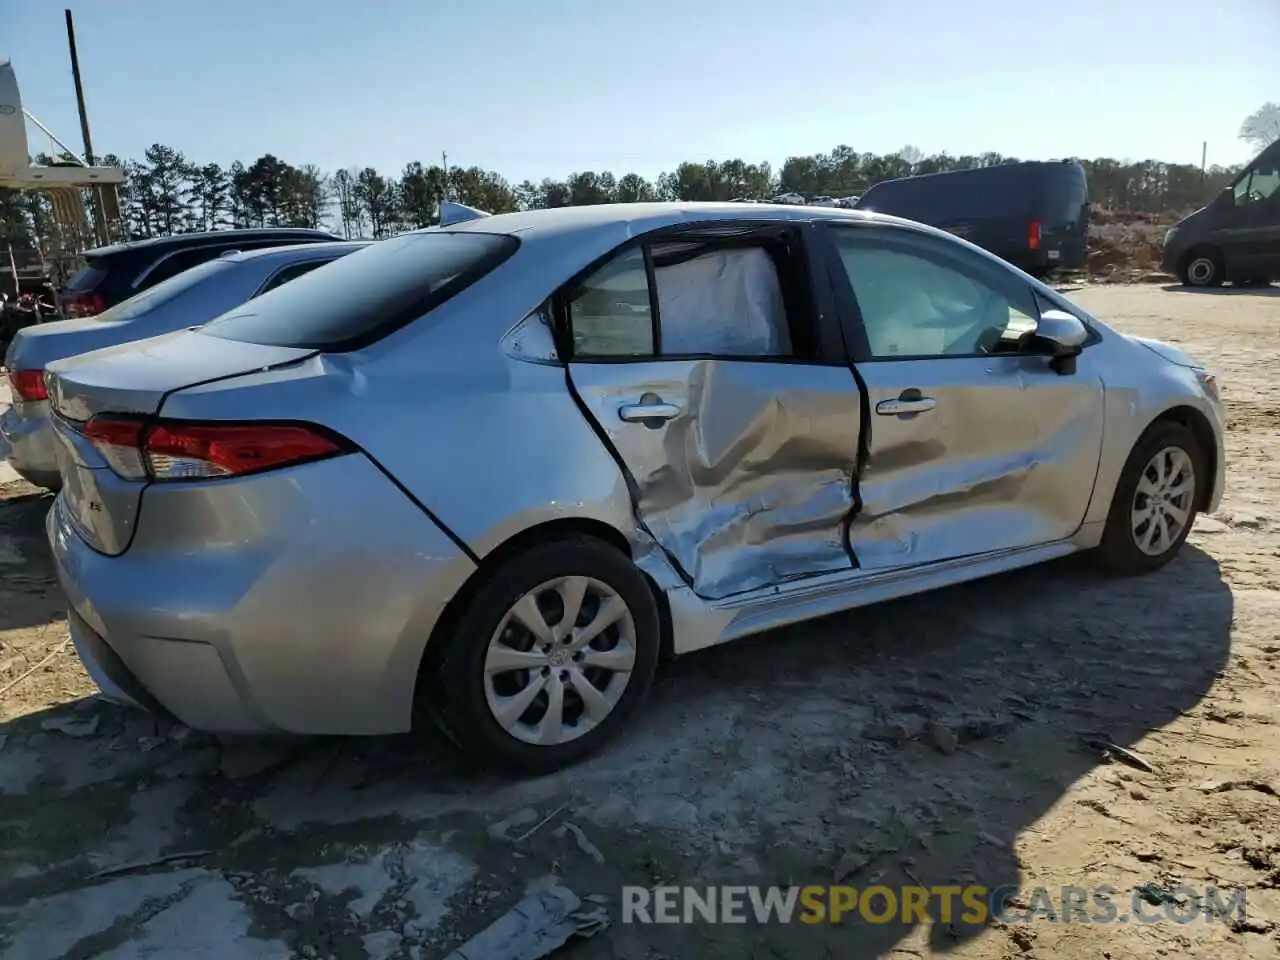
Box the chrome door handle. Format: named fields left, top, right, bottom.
left=618, top=401, right=682, bottom=423
left=876, top=397, right=936, bottom=415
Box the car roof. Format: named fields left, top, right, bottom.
left=218, top=240, right=372, bottom=264
left=443, top=201, right=882, bottom=241
left=438, top=201, right=1040, bottom=295
left=85, top=228, right=341, bottom=259
left=862, top=160, right=1086, bottom=193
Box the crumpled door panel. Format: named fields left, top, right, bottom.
left=569, top=359, right=861, bottom=600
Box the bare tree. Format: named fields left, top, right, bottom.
left=1239, top=103, right=1280, bottom=151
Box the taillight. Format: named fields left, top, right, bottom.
left=7, top=369, right=48, bottom=402
left=81, top=416, right=353, bottom=481
left=65, top=291, right=106, bottom=317
left=1028, top=220, right=1042, bottom=250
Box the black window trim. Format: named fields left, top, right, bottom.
left=816, top=218, right=1100, bottom=364
left=553, top=219, right=847, bottom=367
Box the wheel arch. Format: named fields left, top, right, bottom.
left=412, top=517, right=675, bottom=721
left=1177, top=243, right=1225, bottom=282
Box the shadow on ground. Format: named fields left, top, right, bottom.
left=0, top=492, right=59, bottom=633
left=0, top=546, right=1233, bottom=959
left=1160, top=283, right=1279, bottom=297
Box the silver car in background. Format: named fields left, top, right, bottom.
left=1, top=241, right=368, bottom=488
left=43, top=203, right=1224, bottom=773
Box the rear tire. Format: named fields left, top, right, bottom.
left=1178, top=247, right=1224, bottom=287
left=1094, top=421, right=1202, bottom=575
left=424, top=536, right=660, bottom=774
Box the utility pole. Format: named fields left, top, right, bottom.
left=441, top=150, right=449, bottom=201
left=1200, top=141, right=1207, bottom=197
left=65, top=8, right=110, bottom=245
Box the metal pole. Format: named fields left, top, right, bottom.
left=442, top=150, right=449, bottom=202
left=66, top=9, right=110, bottom=245
left=7, top=245, right=20, bottom=298
left=1200, top=141, right=1207, bottom=196
left=66, top=10, right=94, bottom=164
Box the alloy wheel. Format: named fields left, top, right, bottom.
left=1130, top=446, right=1196, bottom=556
left=483, top=576, right=637, bottom=745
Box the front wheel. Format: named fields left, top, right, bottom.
left=424, top=537, right=661, bottom=774
left=1178, top=249, right=1224, bottom=287
left=1094, top=421, right=1202, bottom=575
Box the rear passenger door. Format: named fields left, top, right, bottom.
left=818, top=221, right=1104, bottom=570
left=562, top=225, right=863, bottom=601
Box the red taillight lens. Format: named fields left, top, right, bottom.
left=65, top=292, right=106, bottom=317
left=1028, top=220, right=1042, bottom=250
left=82, top=417, right=148, bottom=479
left=8, top=369, right=48, bottom=402
left=81, top=417, right=351, bottom=481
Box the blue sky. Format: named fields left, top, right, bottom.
left=5, top=0, right=1277, bottom=183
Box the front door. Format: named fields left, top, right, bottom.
left=819, top=221, right=1104, bottom=570
left=1220, top=162, right=1280, bottom=278
left=561, top=229, right=863, bottom=601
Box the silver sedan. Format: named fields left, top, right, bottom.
left=1, top=241, right=368, bottom=488
left=43, top=203, right=1224, bottom=773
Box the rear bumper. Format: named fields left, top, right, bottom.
left=0, top=403, right=61, bottom=489
left=48, top=454, right=477, bottom=735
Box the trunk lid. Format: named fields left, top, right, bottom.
left=6, top=316, right=136, bottom=373
left=46, top=329, right=315, bottom=421
left=46, top=329, right=316, bottom=555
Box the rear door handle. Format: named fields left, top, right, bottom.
left=876, top=397, right=936, bottom=416
left=619, top=400, right=682, bottom=423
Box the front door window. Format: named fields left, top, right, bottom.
left=1234, top=166, right=1280, bottom=208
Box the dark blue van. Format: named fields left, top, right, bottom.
left=1160, top=139, right=1280, bottom=287
left=853, top=161, right=1090, bottom=277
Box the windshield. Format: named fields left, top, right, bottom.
left=201, top=231, right=519, bottom=350
left=92, top=259, right=231, bottom=324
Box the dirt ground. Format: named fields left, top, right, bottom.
left=2, top=283, right=1279, bottom=960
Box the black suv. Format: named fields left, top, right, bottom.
left=58, top=227, right=342, bottom=318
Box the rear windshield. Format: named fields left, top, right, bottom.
left=91, top=259, right=231, bottom=323
left=64, top=263, right=107, bottom=293
left=201, top=231, right=519, bottom=350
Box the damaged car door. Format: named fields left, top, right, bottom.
left=821, top=222, right=1105, bottom=570
left=562, top=227, right=863, bottom=601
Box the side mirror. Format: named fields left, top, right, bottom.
left=1030, top=309, right=1088, bottom=375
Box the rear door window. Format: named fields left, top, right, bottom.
left=202, top=231, right=520, bottom=350
left=1044, top=172, right=1088, bottom=224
